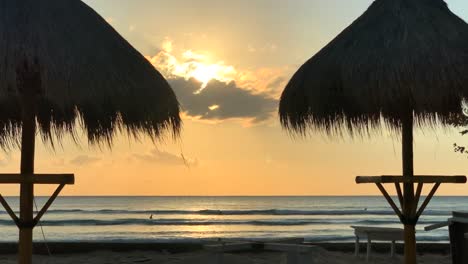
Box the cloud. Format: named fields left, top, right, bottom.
left=133, top=149, right=198, bottom=168
left=147, top=48, right=236, bottom=89
left=146, top=39, right=292, bottom=124
left=161, top=38, right=173, bottom=53
left=169, top=78, right=277, bottom=123
left=236, top=67, right=290, bottom=97
left=70, top=155, right=101, bottom=166
left=267, top=76, right=287, bottom=92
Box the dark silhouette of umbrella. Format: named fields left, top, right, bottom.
left=0, top=1, right=181, bottom=263
left=280, top=0, right=468, bottom=263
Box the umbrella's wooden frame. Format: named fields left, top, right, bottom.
left=0, top=61, right=75, bottom=264
left=355, top=113, right=467, bottom=264
left=0, top=174, right=74, bottom=263
left=0, top=174, right=74, bottom=228
left=356, top=175, right=466, bottom=224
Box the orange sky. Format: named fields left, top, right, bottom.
left=2, top=0, right=468, bottom=196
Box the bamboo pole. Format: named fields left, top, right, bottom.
left=402, top=113, right=416, bottom=264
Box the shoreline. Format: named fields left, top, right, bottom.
left=0, top=242, right=451, bottom=255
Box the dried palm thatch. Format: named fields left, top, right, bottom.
left=279, top=0, right=468, bottom=135
left=0, top=0, right=181, bottom=147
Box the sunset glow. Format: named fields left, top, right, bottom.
left=5, top=2, right=468, bottom=262
left=190, top=63, right=232, bottom=90
left=1, top=0, right=464, bottom=197
left=148, top=40, right=237, bottom=91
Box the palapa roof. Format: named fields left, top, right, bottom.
left=279, top=0, right=468, bottom=135
left=0, top=0, right=181, bottom=146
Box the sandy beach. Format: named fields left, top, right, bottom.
left=0, top=248, right=451, bottom=264
left=0, top=245, right=451, bottom=264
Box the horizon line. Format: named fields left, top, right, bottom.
left=3, top=195, right=468, bottom=197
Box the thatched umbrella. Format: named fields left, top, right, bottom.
left=0, top=1, right=180, bottom=263
left=280, top=0, right=468, bottom=263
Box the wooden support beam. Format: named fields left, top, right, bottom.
left=33, top=184, right=65, bottom=226
left=416, top=183, right=441, bottom=219
left=413, top=183, right=424, bottom=216
left=356, top=175, right=466, bottom=184
left=0, top=174, right=74, bottom=185
left=375, top=183, right=403, bottom=220
left=0, top=194, right=19, bottom=226
left=394, top=183, right=404, bottom=211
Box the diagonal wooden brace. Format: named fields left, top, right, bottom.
left=33, top=183, right=65, bottom=226
left=0, top=173, right=74, bottom=229
left=415, top=183, right=440, bottom=220
left=357, top=175, right=465, bottom=226
left=412, top=183, right=424, bottom=217
left=375, top=183, right=403, bottom=220
left=0, top=194, right=20, bottom=227
left=394, top=183, right=404, bottom=211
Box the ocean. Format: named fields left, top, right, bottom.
left=0, top=196, right=465, bottom=243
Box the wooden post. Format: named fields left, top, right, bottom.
left=17, top=60, right=39, bottom=264
left=18, top=100, right=35, bottom=264
left=402, top=113, right=416, bottom=264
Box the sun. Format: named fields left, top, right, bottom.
left=186, top=62, right=236, bottom=93
left=172, top=60, right=234, bottom=91
left=191, top=64, right=219, bottom=88
left=148, top=44, right=237, bottom=92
